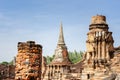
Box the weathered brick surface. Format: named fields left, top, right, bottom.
left=0, top=64, right=15, bottom=80
left=15, top=41, right=42, bottom=80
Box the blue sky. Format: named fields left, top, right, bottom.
left=0, top=0, right=120, bottom=62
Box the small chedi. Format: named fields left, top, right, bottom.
left=15, top=41, right=42, bottom=80
left=42, top=23, right=72, bottom=80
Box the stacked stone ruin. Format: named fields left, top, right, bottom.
left=81, top=15, right=115, bottom=80
left=15, top=41, right=42, bottom=80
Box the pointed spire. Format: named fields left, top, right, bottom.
left=57, top=22, right=65, bottom=45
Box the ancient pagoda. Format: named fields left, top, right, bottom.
left=51, top=23, right=71, bottom=65
left=81, top=15, right=114, bottom=80
left=43, top=23, right=72, bottom=80
left=15, top=41, right=42, bottom=80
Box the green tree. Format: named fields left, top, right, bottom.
left=46, top=55, right=54, bottom=64
left=0, top=60, right=15, bottom=65
left=9, top=60, right=14, bottom=65
left=68, top=50, right=83, bottom=63
left=0, top=61, right=9, bottom=65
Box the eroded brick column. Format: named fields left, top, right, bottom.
left=15, top=41, right=42, bottom=80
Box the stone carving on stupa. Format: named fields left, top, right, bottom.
left=54, top=46, right=64, bottom=62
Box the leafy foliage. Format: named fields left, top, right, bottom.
left=45, top=55, right=54, bottom=64
left=0, top=60, right=14, bottom=65
left=9, top=60, right=14, bottom=65
left=68, top=50, right=83, bottom=63
left=0, top=61, right=9, bottom=65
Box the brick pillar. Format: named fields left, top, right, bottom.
left=15, top=41, right=42, bottom=80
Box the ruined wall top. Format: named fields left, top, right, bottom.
left=91, top=15, right=107, bottom=24
left=18, top=41, right=42, bottom=52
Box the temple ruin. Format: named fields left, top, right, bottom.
left=81, top=15, right=117, bottom=80
left=15, top=41, right=42, bottom=80
left=0, top=15, right=120, bottom=80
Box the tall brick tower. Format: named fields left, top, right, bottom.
left=87, top=15, right=114, bottom=63
left=82, top=15, right=114, bottom=80
left=15, top=41, right=42, bottom=80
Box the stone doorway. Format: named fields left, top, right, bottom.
left=29, top=76, right=36, bottom=80
left=87, top=74, right=90, bottom=79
